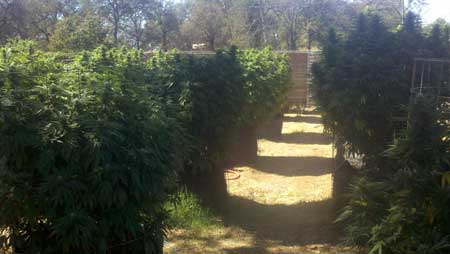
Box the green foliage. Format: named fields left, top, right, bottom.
left=338, top=98, right=450, bottom=254
left=148, top=47, right=246, bottom=172
left=148, top=47, right=291, bottom=173
left=313, top=12, right=448, bottom=155
left=315, top=12, right=450, bottom=254
left=48, top=13, right=108, bottom=52
left=165, top=189, right=218, bottom=230
left=0, top=41, right=290, bottom=253
left=313, top=14, right=411, bottom=155
left=0, top=42, right=185, bottom=253
left=238, top=47, right=291, bottom=126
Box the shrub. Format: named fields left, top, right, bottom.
left=0, top=42, right=291, bottom=253
left=238, top=47, right=291, bottom=127
left=314, top=13, right=450, bottom=254
left=0, top=42, right=186, bottom=253
left=165, top=189, right=218, bottom=230
left=312, top=13, right=430, bottom=155
left=315, top=18, right=399, bottom=155
left=338, top=97, right=450, bottom=254
left=148, top=47, right=291, bottom=173
left=148, top=47, right=246, bottom=173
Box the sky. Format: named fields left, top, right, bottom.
left=422, top=0, right=450, bottom=24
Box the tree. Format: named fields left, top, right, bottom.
left=23, top=0, right=77, bottom=43
left=231, top=0, right=283, bottom=49
left=352, top=0, right=427, bottom=27
left=97, top=0, right=131, bottom=46
left=263, top=0, right=356, bottom=50
left=48, top=13, right=107, bottom=51
left=272, top=0, right=304, bottom=50
left=0, top=0, right=80, bottom=44
left=425, top=18, right=450, bottom=57
left=305, top=0, right=357, bottom=48
left=0, top=0, right=27, bottom=42
left=188, top=0, right=228, bottom=50
left=147, top=0, right=179, bottom=51
left=242, top=0, right=268, bottom=48
left=124, top=0, right=153, bottom=49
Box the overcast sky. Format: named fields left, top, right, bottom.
left=422, top=0, right=450, bottom=23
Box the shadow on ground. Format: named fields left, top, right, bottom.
left=223, top=246, right=270, bottom=254
left=222, top=196, right=338, bottom=246
left=283, top=115, right=323, bottom=124
left=266, top=132, right=332, bottom=145
left=220, top=112, right=338, bottom=250
left=251, top=156, right=333, bottom=176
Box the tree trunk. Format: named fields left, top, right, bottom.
left=209, top=37, right=215, bottom=51
left=113, top=23, right=119, bottom=46
left=161, top=30, right=168, bottom=51
left=308, top=29, right=313, bottom=50
left=290, top=30, right=297, bottom=50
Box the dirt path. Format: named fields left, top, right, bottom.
left=165, top=112, right=354, bottom=254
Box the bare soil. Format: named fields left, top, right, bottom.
left=164, top=112, right=356, bottom=254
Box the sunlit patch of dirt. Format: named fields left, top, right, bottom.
left=226, top=166, right=332, bottom=205
left=165, top=225, right=356, bottom=254
left=257, top=140, right=333, bottom=158
left=164, top=227, right=258, bottom=254
left=282, top=122, right=325, bottom=134
left=284, top=113, right=322, bottom=119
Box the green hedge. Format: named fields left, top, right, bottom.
left=0, top=41, right=290, bottom=253
left=147, top=47, right=290, bottom=172
left=313, top=13, right=450, bottom=156
left=0, top=42, right=186, bottom=253
left=337, top=98, right=450, bottom=254
left=313, top=13, right=450, bottom=254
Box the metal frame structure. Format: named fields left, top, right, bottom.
left=410, top=57, right=450, bottom=104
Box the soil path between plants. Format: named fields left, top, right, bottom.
left=164, top=112, right=354, bottom=254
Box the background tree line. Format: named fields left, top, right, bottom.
left=0, top=0, right=433, bottom=51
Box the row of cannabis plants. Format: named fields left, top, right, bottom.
left=313, top=12, right=450, bottom=254
left=0, top=41, right=290, bottom=254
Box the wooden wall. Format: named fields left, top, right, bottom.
left=286, top=52, right=309, bottom=107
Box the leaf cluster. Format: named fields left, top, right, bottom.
left=0, top=41, right=290, bottom=253
left=313, top=13, right=448, bottom=155
left=315, top=13, right=450, bottom=254
left=338, top=98, right=450, bottom=254
left=147, top=46, right=291, bottom=173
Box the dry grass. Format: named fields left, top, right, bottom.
left=165, top=227, right=257, bottom=254
left=164, top=113, right=356, bottom=254
left=257, top=140, right=333, bottom=158
left=165, top=226, right=355, bottom=254
left=282, top=122, right=325, bottom=134
left=227, top=166, right=332, bottom=205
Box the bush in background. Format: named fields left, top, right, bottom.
left=148, top=47, right=291, bottom=172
